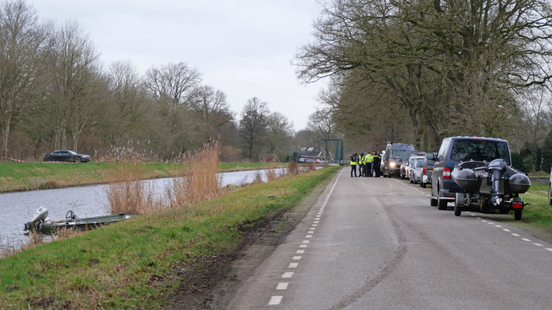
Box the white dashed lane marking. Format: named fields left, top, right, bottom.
left=282, top=272, right=294, bottom=278
left=269, top=296, right=283, bottom=305
left=267, top=169, right=344, bottom=306
left=476, top=214, right=552, bottom=254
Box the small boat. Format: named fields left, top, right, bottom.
left=24, top=207, right=136, bottom=235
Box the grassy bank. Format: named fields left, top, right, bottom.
left=0, top=161, right=287, bottom=193
left=0, top=167, right=340, bottom=309
left=517, top=184, right=552, bottom=230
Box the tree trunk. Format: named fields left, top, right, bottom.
left=1, top=120, right=10, bottom=158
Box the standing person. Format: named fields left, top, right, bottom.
left=361, top=152, right=368, bottom=177
left=358, top=153, right=364, bottom=177
left=365, top=151, right=373, bottom=177
left=350, top=153, right=358, bottom=177
left=373, top=151, right=381, bottom=177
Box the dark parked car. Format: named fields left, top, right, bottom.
left=43, top=150, right=90, bottom=163
left=383, top=142, right=416, bottom=177
left=430, top=137, right=510, bottom=210
left=420, top=152, right=437, bottom=188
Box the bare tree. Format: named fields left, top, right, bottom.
left=518, top=87, right=552, bottom=149
left=189, top=85, right=234, bottom=141
left=266, top=111, right=293, bottom=160
left=239, top=97, right=270, bottom=159
left=105, top=60, right=150, bottom=146
left=41, top=20, right=102, bottom=152
left=0, top=0, right=46, bottom=157
left=144, top=62, right=201, bottom=107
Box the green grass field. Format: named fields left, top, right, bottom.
left=0, top=166, right=339, bottom=309
left=515, top=184, right=552, bottom=230
left=0, top=161, right=287, bottom=193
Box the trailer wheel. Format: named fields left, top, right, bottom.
left=480, top=196, right=491, bottom=213
left=514, top=210, right=522, bottom=220
left=454, top=204, right=462, bottom=216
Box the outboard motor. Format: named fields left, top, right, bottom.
left=24, top=206, right=49, bottom=232
left=488, top=159, right=507, bottom=206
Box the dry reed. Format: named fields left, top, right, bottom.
left=288, top=161, right=299, bottom=175
left=165, top=141, right=224, bottom=208
left=104, top=162, right=159, bottom=214
left=265, top=169, right=278, bottom=182
left=251, top=170, right=264, bottom=185
left=105, top=141, right=224, bottom=213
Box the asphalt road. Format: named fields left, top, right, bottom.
left=227, top=168, right=552, bottom=309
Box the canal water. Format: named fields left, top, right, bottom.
left=0, top=168, right=288, bottom=250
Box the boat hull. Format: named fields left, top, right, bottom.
left=25, top=213, right=136, bottom=235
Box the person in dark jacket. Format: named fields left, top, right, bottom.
left=372, top=151, right=381, bottom=177
left=358, top=153, right=364, bottom=177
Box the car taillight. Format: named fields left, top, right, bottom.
left=443, top=167, right=451, bottom=179
left=512, top=201, right=523, bottom=209
left=423, top=167, right=427, bottom=174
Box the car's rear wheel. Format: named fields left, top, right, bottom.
left=514, top=210, right=522, bottom=220
left=430, top=197, right=438, bottom=206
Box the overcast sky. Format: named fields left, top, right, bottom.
left=26, top=0, right=327, bottom=131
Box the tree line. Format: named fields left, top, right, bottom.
left=0, top=0, right=340, bottom=162
left=294, top=0, right=552, bottom=172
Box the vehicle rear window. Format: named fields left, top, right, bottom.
left=416, top=160, right=423, bottom=167
left=450, top=140, right=509, bottom=163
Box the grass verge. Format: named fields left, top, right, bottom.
left=516, top=184, right=552, bottom=230
left=0, top=166, right=340, bottom=309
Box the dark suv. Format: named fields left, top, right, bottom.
left=430, top=137, right=510, bottom=210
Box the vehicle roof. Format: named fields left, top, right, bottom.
left=386, top=143, right=415, bottom=149
left=443, top=136, right=508, bottom=143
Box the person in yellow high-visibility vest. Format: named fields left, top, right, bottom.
left=365, top=152, right=374, bottom=177
left=362, top=153, right=368, bottom=177
left=350, top=153, right=358, bottom=177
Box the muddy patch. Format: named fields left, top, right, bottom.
left=163, top=179, right=328, bottom=309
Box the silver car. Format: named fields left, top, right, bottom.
left=410, top=158, right=424, bottom=184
